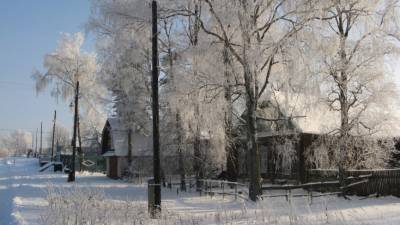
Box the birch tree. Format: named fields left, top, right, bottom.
left=89, top=0, right=230, bottom=185
left=305, top=0, right=400, bottom=182
left=32, top=32, right=107, bottom=145
left=191, top=0, right=315, bottom=201
left=88, top=0, right=153, bottom=135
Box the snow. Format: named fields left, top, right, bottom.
left=37, top=162, right=54, bottom=172
left=1, top=157, right=400, bottom=225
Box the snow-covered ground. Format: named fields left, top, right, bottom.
left=1, top=157, right=400, bottom=225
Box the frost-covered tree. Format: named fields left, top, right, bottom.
left=87, top=1, right=152, bottom=134
left=162, top=1, right=230, bottom=188
left=46, top=124, right=70, bottom=149
left=86, top=0, right=400, bottom=200
left=301, top=0, right=400, bottom=180
left=190, top=0, right=317, bottom=201
left=2, top=130, right=32, bottom=156
left=88, top=0, right=229, bottom=186
left=32, top=32, right=107, bottom=145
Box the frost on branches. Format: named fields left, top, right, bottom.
left=32, top=32, right=107, bottom=141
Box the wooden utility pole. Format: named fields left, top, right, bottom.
left=68, top=81, right=79, bottom=182
left=77, top=117, right=83, bottom=172
left=31, top=131, right=34, bottom=150
left=51, top=110, right=56, bottom=161
left=35, top=128, right=38, bottom=157
left=40, top=122, right=42, bottom=156
left=150, top=0, right=161, bottom=217
left=128, top=129, right=132, bottom=166
left=31, top=131, right=34, bottom=157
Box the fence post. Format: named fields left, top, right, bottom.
left=285, top=190, right=288, bottom=202
left=199, top=180, right=202, bottom=196
left=210, top=180, right=212, bottom=197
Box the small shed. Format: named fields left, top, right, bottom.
left=101, top=118, right=153, bottom=179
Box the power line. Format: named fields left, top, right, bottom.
left=0, top=81, right=33, bottom=86
left=0, top=128, right=52, bottom=133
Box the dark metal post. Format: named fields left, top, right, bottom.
left=150, top=0, right=161, bottom=217
left=68, top=81, right=79, bottom=182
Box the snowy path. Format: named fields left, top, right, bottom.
left=0, top=157, right=148, bottom=224
left=0, top=157, right=241, bottom=224
left=1, top=157, right=400, bottom=225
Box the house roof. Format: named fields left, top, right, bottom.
left=251, top=91, right=400, bottom=137
left=255, top=91, right=339, bottom=135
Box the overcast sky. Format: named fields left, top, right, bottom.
left=0, top=0, right=94, bottom=139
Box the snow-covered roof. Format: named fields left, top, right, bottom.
left=256, top=91, right=339, bottom=135
left=253, top=91, right=400, bottom=137
left=106, top=118, right=153, bottom=157
left=273, top=92, right=339, bottom=134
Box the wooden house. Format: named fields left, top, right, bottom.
left=101, top=118, right=153, bottom=179
left=235, top=92, right=338, bottom=183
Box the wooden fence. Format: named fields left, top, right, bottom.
left=165, top=178, right=249, bottom=200
left=307, top=169, right=400, bottom=197
left=199, top=179, right=249, bottom=200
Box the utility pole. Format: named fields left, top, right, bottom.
left=31, top=132, right=34, bottom=149
left=77, top=116, right=83, bottom=172
left=68, top=81, right=79, bottom=182
left=150, top=0, right=161, bottom=217
left=51, top=110, right=56, bottom=161
left=31, top=131, right=34, bottom=157
left=128, top=129, right=132, bottom=166
left=35, top=128, right=38, bottom=157
left=40, top=122, right=42, bottom=156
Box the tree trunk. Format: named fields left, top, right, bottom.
left=193, top=103, right=203, bottom=191
left=239, top=0, right=261, bottom=201
left=176, top=112, right=186, bottom=191
left=244, top=64, right=261, bottom=201
left=338, top=33, right=349, bottom=187
left=223, top=46, right=237, bottom=182
left=191, top=2, right=203, bottom=191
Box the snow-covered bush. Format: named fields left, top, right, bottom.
left=306, top=135, right=396, bottom=170
left=272, top=136, right=299, bottom=175
left=0, top=148, right=9, bottom=158
left=41, top=185, right=150, bottom=225
left=41, top=184, right=361, bottom=225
